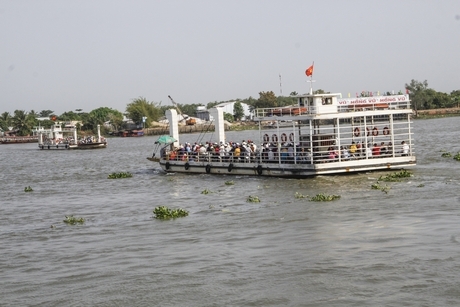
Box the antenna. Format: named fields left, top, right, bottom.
left=279, top=73, right=282, bottom=95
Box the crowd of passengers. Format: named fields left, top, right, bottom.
left=161, top=140, right=410, bottom=164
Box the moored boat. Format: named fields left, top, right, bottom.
left=148, top=91, right=416, bottom=178
left=1, top=136, right=38, bottom=144
left=33, top=123, right=107, bottom=150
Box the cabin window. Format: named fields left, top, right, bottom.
left=299, top=98, right=305, bottom=107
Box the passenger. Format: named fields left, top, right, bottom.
left=356, top=141, right=362, bottom=157
left=349, top=141, right=357, bottom=157
left=401, top=141, right=409, bottom=156
left=387, top=142, right=393, bottom=156
left=328, top=146, right=338, bottom=161
left=372, top=143, right=380, bottom=156
left=380, top=142, right=387, bottom=156
left=364, top=143, right=372, bottom=158
left=234, top=143, right=241, bottom=161
left=341, top=146, right=350, bottom=160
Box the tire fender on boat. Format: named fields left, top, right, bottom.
left=256, top=165, right=263, bottom=175
left=47, top=145, right=50, bottom=150
left=263, top=134, right=270, bottom=142
left=228, top=163, right=234, bottom=172
left=205, top=164, right=211, bottom=174
left=383, top=126, right=390, bottom=135
left=184, top=162, right=190, bottom=170
left=353, top=127, right=360, bottom=137
left=289, top=133, right=294, bottom=142
left=165, top=162, right=170, bottom=170
left=372, top=127, right=378, bottom=136
left=281, top=133, right=287, bottom=142
left=272, top=134, right=278, bottom=143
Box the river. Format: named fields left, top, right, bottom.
left=1, top=116, right=459, bottom=306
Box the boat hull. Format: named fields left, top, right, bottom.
left=157, top=156, right=416, bottom=178
left=38, top=142, right=107, bottom=150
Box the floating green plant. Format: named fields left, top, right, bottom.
left=224, top=180, right=235, bottom=185
left=247, top=195, right=260, bottom=202
left=153, top=206, right=189, bottom=219
left=441, top=152, right=452, bottom=158
left=108, top=172, right=133, bottom=179
left=454, top=153, right=460, bottom=161
left=371, top=183, right=390, bottom=194
left=378, top=170, right=412, bottom=182
left=201, top=189, right=212, bottom=194
left=295, top=192, right=308, bottom=199
left=310, top=193, right=341, bottom=202
left=24, top=186, right=33, bottom=192
left=417, top=184, right=425, bottom=187
left=63, top=215, right=85, bottom=225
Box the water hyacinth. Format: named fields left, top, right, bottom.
left=24, top=186, right=33, bottom=192
left=378, top=170, right=412, bottom=182
left=108, top=172, right=133, bottom=179
left=246, top=195, right=260, bottom=203
left=310, top=193, right=341, bottom=202
left=153, top=206, right=189, bottom=219
left=224, top=180, right=235, bottom=185
left=63, top=215, right=85, bottom=225
left=295, top=192, right=308, bottom=199
left=201, top=189, right=211, bottom=194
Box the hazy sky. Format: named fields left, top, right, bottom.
left=1, top=0, right=459, bottom=115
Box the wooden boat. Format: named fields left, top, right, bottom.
left=148, top=91, right=416, bottom=178
left=1, top=136, right=38, bottom=144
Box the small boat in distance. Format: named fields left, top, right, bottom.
left=148, top=89, right=416, bottom=178
left=33, top=123, right=107, bottom=150
left=1, top=136, right=38, bottom=144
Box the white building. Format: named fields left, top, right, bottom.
left=196, top=101, right=252, bottom=121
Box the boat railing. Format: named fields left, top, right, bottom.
left=255, top=98, right=411, bottom=118
left=160, top=143, right=414, bottom=165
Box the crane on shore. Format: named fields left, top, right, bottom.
left=168, top=95, right=196, bottom=125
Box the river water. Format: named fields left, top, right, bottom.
left=1, top=117, right=460, bottom=307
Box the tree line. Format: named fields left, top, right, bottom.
left=1, top=79, right=458, bottom=136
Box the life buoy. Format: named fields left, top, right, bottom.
left=165, top=162, right=170, bottom=170
left=205, top=164, right=211, bottom=174
left=383, top=126, right=390, bottom=135
left=281, top=133, right=287, bottom=142
left=184, top=162, right=190, bottom=170
left=263, top=134, right=270, bottom=142
left=353, top=127, right=360, bottom=137
left=272, top=134, right=278, bottom=143
left=366, top=127, right=370, bottom=137
left=257, top=165, right=263, bottom=175
left=372, top=127, right=378, bottom=136
left=228, top=163, right=234, bottom=172
left=289, top=133, right=294, bottom=142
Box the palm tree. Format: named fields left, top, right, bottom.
left=0, top=112, right=12, bottom=131
left=12, top=110, right=35, bottom=136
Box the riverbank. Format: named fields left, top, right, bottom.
left=415, top=107, right=460, bottom=118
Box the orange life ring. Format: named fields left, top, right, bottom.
left=353, top=127, right=360, bottom=137
left=372, top=127, right=378, bottom=136
left=289, top=133, right=294, bottom=142
left=263, top=134, right=270, bottom=142
left=383, top=126, right=390, bottom=135
left=272, top=134, right=278, bottom=143
left=366, top=127, right=370, bottom=137
left=280, top=133, right=287, bottom=142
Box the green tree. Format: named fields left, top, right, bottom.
left=450, top=90, right=460, bottom=108
left=0, top=112, right=12, bottom=131
left=126, top=97, right=162, bottom=128
left=12, top=110, right=35, bottom=136
left=405, top=79, right=429, bottom=113
left=39, top=110, right=54, bottom=117
left=252, top=91, right=277, bottom=110
left=233, top=101, right=244, bottom=121
left=223, top=112, right=234, bottom=123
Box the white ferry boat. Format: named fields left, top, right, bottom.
left=148, top=92, right=415, bottom=177
left=33, top=123, right=107, bottom=150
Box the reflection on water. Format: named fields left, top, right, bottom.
left=1, top=117, right=460, bottom=306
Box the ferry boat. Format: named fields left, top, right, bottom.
left=148, top=91, right=415, bottom=178
left=1, top=136, right=38, bottom=144
left=33, top=123, right=107, bottom=150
